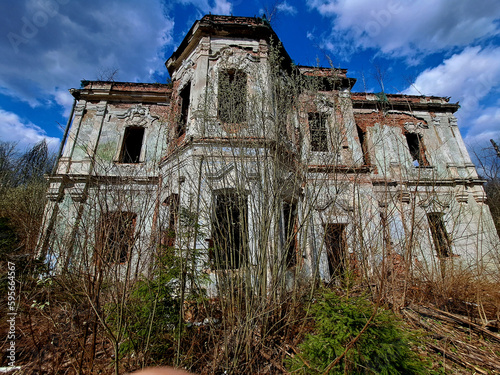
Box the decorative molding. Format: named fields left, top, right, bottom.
left=96, top=104, right=107, bottom=117
left=206, top=163, right=234, bottom=180
left=116, top=105, right=159, bottom=127
left=404, top=121, right=428, bottom=133
left=74, top=104, right=86, bottom=117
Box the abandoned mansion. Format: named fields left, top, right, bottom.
left=39, top=15, right=499, bottom=286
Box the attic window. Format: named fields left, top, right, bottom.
left=177, top=82, right=191, bottom=137
left=309, top=113, right=328, bottom=152
left=120, top=127, right=144, bottom=163
left=405, top=133, right=429, bottom=167
left=427, top=213, right=451, bottom=258
left=218, top=70, right=247, bottom=124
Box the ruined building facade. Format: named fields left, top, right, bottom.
left=40, top=15, right=499, bottom=288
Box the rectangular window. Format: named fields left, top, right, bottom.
left=405, top=133, right=429, bottom=167
left=212, top=191, right=248, bottom=269
left=120, top=127, right=144, bottom=163
left=97, top=212, right=136, bottom=263
left=309, top=113, right=328, bottom=152
left=162, top=194, right=179, bottom=248
left=218, top=70, right=247, bottom=124
left=324, top=223, right=346, bottom=278
left=283, top=201, right=298, bottom=268
left=177, top=83, right=190, bottom=137
left=357, top=125, right=370, bottom=165
left=427, top=213, right=451, bottom=258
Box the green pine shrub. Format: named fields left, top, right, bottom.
left=288, top=290, right=430, bottom=374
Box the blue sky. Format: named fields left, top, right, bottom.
left=1, top=0, right=499, bottom=155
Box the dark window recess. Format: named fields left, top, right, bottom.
left=405, top=133, right=429, bottom=167
left=309, top=113, right=328, bottom=152
left=212, top=191, right=248, bottom=269
left=97, top=212, right=136, bottom=263
left=283, top=201, right=298, bottom=268
left=357, top=125, right=370, bottom=165
left=121, top=127, right=144, bottom=163
left=162, top=194, right=179, bottom=247
left=427, top=213, right=451, bottom=258
left=324, top=223, right=346, bottom=278
left=177, top=83, right=190, bottom=137
left=218, top=70, right=247, bottom=124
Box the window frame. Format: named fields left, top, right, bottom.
left=119, top=126, right=145, bottom=164
left=211, top=190, right=248, bottom=270
left=323, top=223, right=347, bottom=278
left=427, top=212, right=452, bottom=258
left=308, top=112, right=329, bottom=152
left=217, top=69, right=248, bottom=125
left=282, top=201, right=298, bottom=268
left=405, top=132, right=429, bottom=167
left=96, top=211, right=137, bottom=264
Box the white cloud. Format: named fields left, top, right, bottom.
left=463, top=106, right=500, bottom=146
left=211, top=0, right=232, bottom=15
left=0, top=0, right=175, bottom=108
left=0, top=109, right=60, bottom=150
left=307, top=0, right=500, bottom=58
left=404, top=47, right=500, bottom=115
left=277, top=2, right=297, bottom=15
left=404, top=47, right=500, bottom=146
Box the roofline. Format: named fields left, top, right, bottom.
left=351, top=92, right=460, bottom=113
left=71, top=81, right=172, bottom=103
left=166, top=14, right=293, bottom=76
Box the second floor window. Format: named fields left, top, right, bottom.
left=218, top=70, right=247, bottom=124
left=177, top=82, right=190, bottom=138
left=120, top=127, right=144, bottom=163
left=309, top=112, right=328, bottom=152
left=405, top=132, right=429, bottom=167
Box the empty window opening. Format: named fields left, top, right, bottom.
left=177, top=83, right=191, bottom=137
left=162, top=194, right=179, bottom=248
left=218, top=70, right=247, bottom=124
left=283, top=201, right=298, bottom=268
left=324, top=223, right=346, bottom=278
left=212, top=191, right=248, bottom=269
left=309, top=113, right=328, bottom=152
left=405, top=132, right=428, bottom=167
left=427, top=213, right=451, bottom=258
left=121, top=127, right=144, bottom=163
left=357, top=125, right=370, bottom=165
left=97, top=211, right=136, bottom=263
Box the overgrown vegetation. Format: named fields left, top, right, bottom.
left=0, top=140, right=54, bottom=293
left=1, top=40, right=500, bottom=375
left=288, top=290, right=430, bottom=374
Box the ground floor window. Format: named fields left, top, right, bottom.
left=427, top=212, right=451, bottom=258
left=324, top=223, right=347, bottom=278
left=211, top=191, right=248, bottom=269
left=283, top=201, right=298, bottom=268
left=97, top=211, right=137, bottom=263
